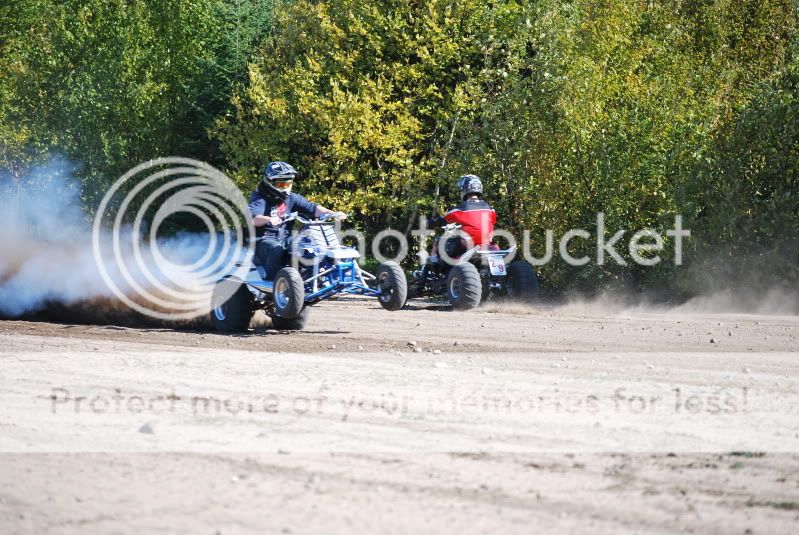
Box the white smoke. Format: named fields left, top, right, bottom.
left=0, top=158, right=244, bottom=318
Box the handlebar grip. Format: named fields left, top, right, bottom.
left=321, top=212, right=346, bottom=221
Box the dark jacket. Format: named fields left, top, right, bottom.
left=248, top=184, right=318, bottom=238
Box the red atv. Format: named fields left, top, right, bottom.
left=409, top=223, right=538, bottom=310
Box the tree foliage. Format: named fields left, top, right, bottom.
left=215, top=0, right=528, bottom=231
left=1, top=0, right=797, bottom=294
left=451, top=0, right=796, bottom=289
left=216, top=0, right=797, bottom=291
left=0, top=0, right=274, bottom=203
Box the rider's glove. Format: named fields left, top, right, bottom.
left=427, top=215, right=445, bottom=228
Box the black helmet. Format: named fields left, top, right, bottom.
left=457, top=174, right=483, bottom=200
left=263, top=161, right=296, bottom=192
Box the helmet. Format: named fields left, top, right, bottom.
left=263, top=161, right=296, bottom=192
left=457, top=174, right=483, bottom=200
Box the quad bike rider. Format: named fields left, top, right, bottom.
left=250, top=161, right=344, bottom=281
left=410, top=175, right=538, bottom=310
left=210, top=161, right=406, bottom=331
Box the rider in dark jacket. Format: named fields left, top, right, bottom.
left=249, top=162, right=343, bottom=280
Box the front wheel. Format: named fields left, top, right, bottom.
left=210, top=278, right=253, bottom=332
left=376, top=261, right=408, bottom=311
left=505, top=261, right=538, bottom=301
left=273, top=267, right=305, bottom=319
left=446, top=263, right=482, bottom=310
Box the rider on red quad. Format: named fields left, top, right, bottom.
left=249, top=161, right=344, bottom=281
left=431, top=174, right=496, bottom=261
left=412, top=174, right=537, bottom=307
left=415, top=174, right=496, bottom=287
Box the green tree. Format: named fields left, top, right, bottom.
left=215, top=0, right=528, bottom=233
left=0, top=0, right=274, bottom=206
left=452, top=0, right=796, bottom=291
left=2, top=0, right=796, bottom=295
left=680, top=36, right=799, bottom=293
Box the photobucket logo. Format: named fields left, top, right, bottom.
left=92, top=158, right=253, bottom=320
left=340, top=213, right=691, bottom=268
left=524, top=213, right=692, bottom=267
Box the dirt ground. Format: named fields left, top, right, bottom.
left=1, top=299, right=798, bottom=533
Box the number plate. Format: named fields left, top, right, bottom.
left=487, top=255, right=506, bottom=276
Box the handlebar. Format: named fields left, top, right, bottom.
left=274, top=211, right=347, bottom=227
left=319, top=211, right=347, bottom=221
left=277, top=212, right=302, bottom=225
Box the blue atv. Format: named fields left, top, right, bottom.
left=210, top=212, right=407, bottom=331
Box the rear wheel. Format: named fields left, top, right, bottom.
left=446, top=263, right=482, bottom=310
left=271, top=306, right=310, bottom=330
left=273, top=267, right=305, bottom=319
left=506, top=261, right=538, bottom=301
left=210, top=279, right=253, bottom=332
left=376, top=261, right=407, bottom=311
